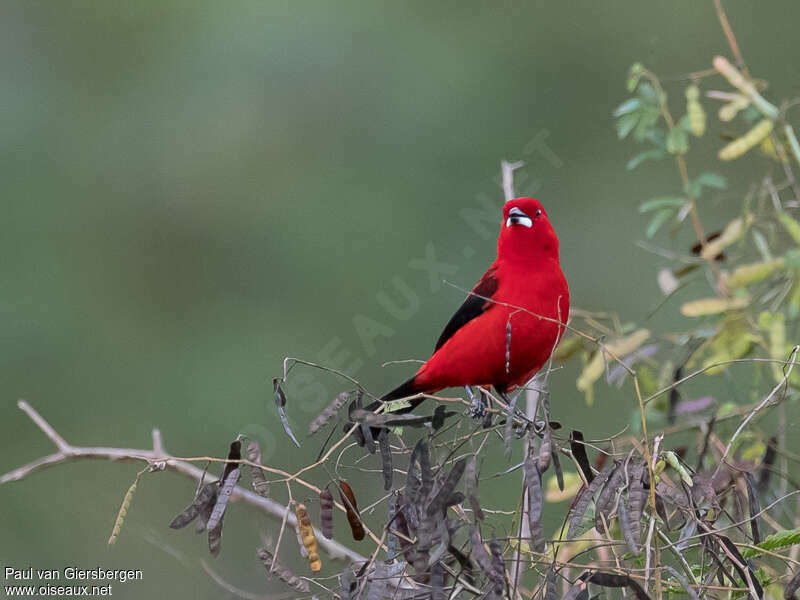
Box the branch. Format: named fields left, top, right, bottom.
left=2, top=400, right=366, bottom=564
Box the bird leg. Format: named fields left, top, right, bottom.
left=465, top=386, right=487, bottom=419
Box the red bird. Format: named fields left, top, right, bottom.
left=374, top=197, right=569, bottom=412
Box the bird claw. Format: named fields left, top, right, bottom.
left=465, top=386, right=487, bottom=419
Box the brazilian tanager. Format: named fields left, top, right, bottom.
left=374, top=197, right=569, bottom=412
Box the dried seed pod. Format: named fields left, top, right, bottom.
left=618, top=494, right=641, bottom=555
left=585, top=572, right=650, bottom=600
left=257, top=547, right=310, bottom=594
left=719, top=118, right=774, bottom=161
left=757, top=436, right=777, bottom=493
left=246, top=441, right=270, bottom=499
left=309, top=391, right=351, bottom=435
left=563, top=581, right=588, bottom=600
left=377, top=428, right=393, bottom=491
left=207, top=466, right=239, bottom=532
left=567, top=464, right=612, bottom=538
left=595, top=461, right=625, bottom=533
left=785, top=569, right=800, bottom=600
left=537, top=427, right=552, bottom=472
left=685, top=84, right=706, bottom=137
left=108, top=475, right=140, bottom=545
left=169, top=483, right=217, bottom=530
left=569, top=430, right=593, bottom=484
left=464, top=455, right=484, bottom=521
left=469, top=526, right=494, bottom=580
left=427, top=458, right=467, bottom=517
left=743, top=472, right=761, bottom=545
left=544, top=565, right=557, bottom=600
left=488, top=538, right=506, bottom=598
left=338, top=481, right=365, bottom=541
left=429, top=563, right=445, bottom=600
left=524, top=451, right=545, bottom=552
left=412, top=439, right=433, bottom=504
left=295, top=503, right=321, bottom=572
left=273, top=378, right=301, bottom=448
left=319, top=487, right=334, bottom=539
left=551, top=445, right=564, bottom=491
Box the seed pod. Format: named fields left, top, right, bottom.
left=727, top=257, right=786, bottom=288
left=719, top=119, right=774, bottom=161
left=719, top=95, right=749, bottom=122
left=595, top=461, right=625, bottom=533
left=685, top=84, right=706, bottom=137
left=246, top=441, right=270, bottom=499
left=567, top=464, right=612, bottom=538
left=338, top=481, right=365, bottom=541
left=309, top=391, right=351, bottom=435
left=665, top=451, right=694, bottom=487
left=743, top=472, right=761, bottom=545
left=524, top=453, right=545, bottom=552
left=319, top=487, right=334, bottom=539
left=273, top=378, right=301, bottom=448
left=377, top=428, right=393, bottom=491
left=779, top=210, right=800, bottom=246
left=570, top=431, right=593, bottom=484
left=488, top=538, right=506, bottom=598
left=537, top=427, right=552, bottom=472
left=464, top=455, right=484, bottom=521
left=295, top=503, right=321, bottom=571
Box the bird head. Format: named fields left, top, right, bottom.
left=497, top=198, right=560, bottom=262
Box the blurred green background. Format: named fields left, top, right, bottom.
left=3, top=2, right=800, bottom=598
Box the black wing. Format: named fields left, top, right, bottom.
left=434, top=268, right=499, bottom=351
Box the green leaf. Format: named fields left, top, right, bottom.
left=741, top=527, right=800, bottom=558
left=639, top=196, right=685, bottom=213
left=751, top=230, right=772, bottom=261
left=783, top=248, right=800, bottom=269
left=687, top=173, right=726, bottom=197
left=613, top=98, right=641, bottom=117
left=696, top=172, right=728, bottom=190
left=666, top=127, right=689, bottom=155
left=626, top=148, right=666, bottom=170
left=633, top=107, right=660, bottom=142
left=382, top=399, right=412, bottom=413
left=646, top=208, right=675, bottom=239
left=741, top=104, right=761, bottom=122
left=626, top=62, right=644, bottom=92
left=637, top=81, right=657, bottom=102
left=616, top=112, right=640, bottom=139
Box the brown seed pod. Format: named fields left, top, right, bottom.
left=308, top=391, right=351, bottom=436
left=319, top=487, right=334, bottom=539
left=537, top=427, right=552, bottom=472
left=464, top=455, right=484, bottom=521
left=377, top=428, right=393, bottom=491
left=246, top=441, right=270, bottom=499
left=295, top=503, right=321, bottom=572
left=338, top=481, right=365, bottom=541
left=570, top=431, right=593, bottom=484
left=524, top=452, right=545, bottom=552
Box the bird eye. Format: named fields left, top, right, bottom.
left=535, top=209, right=542, bottom=217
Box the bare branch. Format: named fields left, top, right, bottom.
left=1, top=401, right=366, bottom=564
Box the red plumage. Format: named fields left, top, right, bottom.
left=380, top=197, right=569, bottom=409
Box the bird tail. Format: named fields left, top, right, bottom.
left=381, top=376, right=422, bottom=403
left=352, top=376, right=433, bottom=447
left=362, top=376, right=425, bottom=416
